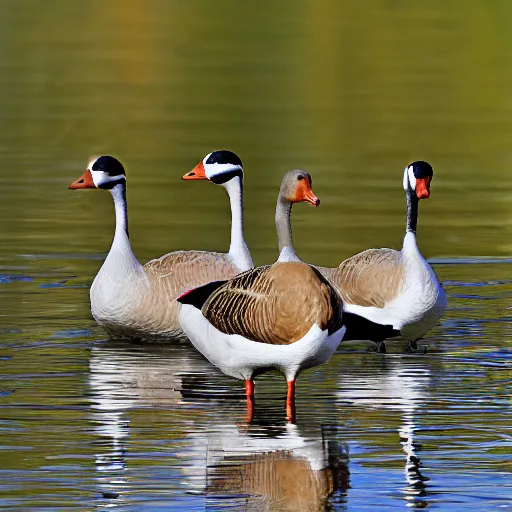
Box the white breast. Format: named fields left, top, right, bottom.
left=344, top=234, right=446, bottom=340
left=179, top=304, right=346, bottom=381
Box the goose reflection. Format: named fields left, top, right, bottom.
left=88, top=341, right=218, bottom=506
left=336, top=355, right=430, bottom=507
left=88, top=341, right=350, bottom=509
left=199, top=420, right=350, bottom=511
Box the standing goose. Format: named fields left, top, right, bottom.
left=318, top=161, right=446, bottom=351
left=177, top=261, right=345, bottom=422
left=69, top=151, right=253, bottom=341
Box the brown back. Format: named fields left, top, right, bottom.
left=330, top=248, right=405, bottom=308
left=202, top=261, right=343, bottom=345
left=136, top=250, right=241, bottom=335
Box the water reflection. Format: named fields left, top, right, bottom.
left=203, top=422, right=349, bottom=511
left=336, top=355, right=431, bottom=508
left=88, top=342, right=349, bottom=510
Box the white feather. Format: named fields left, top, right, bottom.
left=179, top=304, right=346, bottom=382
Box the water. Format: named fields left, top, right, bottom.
left=1, top=1, right=512, bottom=510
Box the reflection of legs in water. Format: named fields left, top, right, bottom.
left=245, top=379, right=254, bottom=423
left=286, top=380, right=296, bottom=423
left=245, top=377, right=297, bottom=423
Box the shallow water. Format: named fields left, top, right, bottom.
left=2, top=1, right=512, bottom=510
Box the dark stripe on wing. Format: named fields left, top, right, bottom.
left=177, top=280, right=228, bottom=309
left=202, top=266, right=272, bottom=342
left=341, top=312, right=401, bottom=342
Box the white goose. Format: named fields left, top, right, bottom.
left=69, top=151, right=253, bottom=341
left=318, top=161, right=446, bottom=351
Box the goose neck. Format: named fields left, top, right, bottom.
left=275, top=196, right=298, bottom=260
left=406, top=189, right=419, bottom=234
left=111, top=183, right=129, bottom=242
left=225, top=177, right=252, bottom=270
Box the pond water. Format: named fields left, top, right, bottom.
left=1, top=1, right=512, bottom=510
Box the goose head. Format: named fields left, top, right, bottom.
left=183, top=150, right=243, bottom=186
left=69, top=156, right=126, bottom=190
left=403, top=161, right=433, bottom=200
left=279, top=169, right=320, bottom=207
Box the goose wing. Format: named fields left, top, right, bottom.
left=144, top=250, right=240, bottom=297
left=333, top=249, right=404, bottom=308
left=200, top=262, right=343, bottom=345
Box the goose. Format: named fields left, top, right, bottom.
left=318, top=161, right=446, bottom=351
left=68, top=151, right=253, bottom=341
left=177, top=261, right=346, bottom=423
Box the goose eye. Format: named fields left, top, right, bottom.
left=297, top=175, right=304, bottom=181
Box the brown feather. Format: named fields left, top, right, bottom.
left=201, top=262, right=343, bottom=345
left=318, top=249, right=405, bottom=308
left=206, top=450, right=349, bottom=511
left=124, top=250, right=242, bottom=336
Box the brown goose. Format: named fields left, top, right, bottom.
left=68, top=152, right=253, bottom=341
left=177, top=261, right=345, bottom=422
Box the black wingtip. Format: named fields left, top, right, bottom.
left=176, top=280, right=227, bottom=309
left=342, top=312, right=401, bottom=343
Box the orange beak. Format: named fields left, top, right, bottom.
left=416, top=177, right=431, bottom=199
left=183, top=161, right=207, bottom=180
left=69, top=169, right=96, bottom=189
left=293, top=179, right=320, bottom=207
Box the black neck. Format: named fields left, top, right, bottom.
left=406, top=189, right=419, bottom=234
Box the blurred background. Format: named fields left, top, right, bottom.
left=1, top=0, right=511, bottom=269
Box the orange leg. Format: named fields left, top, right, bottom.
left=245, top=379, right=255, bottom=423
left=286, top=380, right=296, bottom=423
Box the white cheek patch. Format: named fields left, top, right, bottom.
left=407, top=166, right=416, bottom=191
left=203, top=162, right=243, bottom=180
left=90, top=170, right=125, bottom=188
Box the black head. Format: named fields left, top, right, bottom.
left=91, top=155, right=125, bottom=176
left=183, top=150, right=244, bottom=184
left=205, top=150, right=243, bottom=168
left=69, top=155, right=126, bottom=190
left=403, top=161, right=434, bottom=199
left=409, top=161, right=433, bottom=179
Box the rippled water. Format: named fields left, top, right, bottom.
left=2, top=260, right=512, bottom=509
left=2, top=1, right=512, bottom=510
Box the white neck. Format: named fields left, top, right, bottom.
left=277, top=245, right=301, bottom=262
left=402, top=230, right=420, bottom=257
left=103, top=184, right=144, bottom=274
left=224, top=177, right=253, bottom=271
left=90, top=183, right=148, bottom=323
left=111, top=184, right=129, bottom=242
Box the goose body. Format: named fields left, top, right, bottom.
left=318, top=161, right=446, bottom=348
left=178, top=262, right=346, bottom=421
left=70, top=152, right=253, bottom=341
